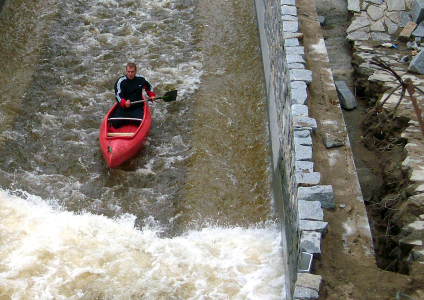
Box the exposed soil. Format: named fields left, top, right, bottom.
left=296, top=0, right=424, bottom=298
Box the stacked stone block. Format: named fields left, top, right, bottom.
left=281, top=0, right=331, bottom=298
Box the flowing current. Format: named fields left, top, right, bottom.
left=0, top=0, right=284, bottom=298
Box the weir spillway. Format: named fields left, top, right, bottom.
left=0, top=0, right=289, bottom=298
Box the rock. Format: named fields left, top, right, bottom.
left=348, top=0, right=361, bottom=12
left=298, top=185, right=335, bottom=209
left=296, top=273, right=322, bottom=293
left=400, top=12, right=413, bottom=27
left=295, top=135, right=313, bottom=146
left=296, top=172, right=321, bottom=186
left=386, top=11, right=400, bottom=24
left=408, top=50, right=424, bottom=74
left=387, top=0, right=406, bottom=11
left=335, top=81, right=358, bottom=110
left=286, top=46, right=305, bottom=57
left=292, top=104, right=309, bottom=117
left=367, top=0, right=383, bottom=4
left=289, top=63, right=306, bottom=69
left=295, top=143, right=313, bottom=161
left=409, top=40, right=421, bottom=49
left=284, top=32, right=304, bottom=39
left=399, top=22, right=418, bottom=40
left=409, top=246, right=424, bottom=261
left=299, top=220, right=328, bottom=234
left=296, top=160, right=314, bottom=174
left=399, top=223, right=424, bottom=250
left=283, top=21, right=299, bottom=32
left=399, top=234, right=423, bottom=247
left=367, top=5, right=385, bottom=20
left=293, top=118, right=315, bottom=132
left=347, top=17, right=371, bottom=33
left=290, top=69, right=313, bottom=84
left=298, top=200, right=324, bottom=221
left=347, top=30, right=370, bottom=41
left=295, top=130, right=312, bottom=140
left=410, top=41, right=420, bottom=49
left=407, top=195, right=424, bottom=216
left=285, top=38, right=300, bottom=47
left=300, top=231, right=322, bottom=254
left=386, top=19, right=399, bottom=34
left=323, top=133, right=345, bottom=148
left=318, top=15, right=326, bottom=26
left=371, top=20, right=385, bottom=32
left=411, top=0, right=424, bottom=23
left=282, top=5, right=297, bottom=16
left=412, top=21, right=424, bottom=37
left=287, top=54, right=306, bottom=64
left=369, top=72, right=396, bottom=81
left=294, top=157, right=314, bottom=169
left=370, top=32, right=392, bottom=41
left=403, top=220, right=424, bottom=234
left=291, top=81, right=308, bottom=105
left=357, top=63, right=376, bottom=76
left=294, top=286, right=319, bottom=300
left=282, top=15, right=299, bottom=22
left=362, top=1, right=370, bottom=10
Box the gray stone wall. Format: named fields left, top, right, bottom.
left=255, top=0, right=326, bottom=298
left=254, top=0, right=299, bottom=298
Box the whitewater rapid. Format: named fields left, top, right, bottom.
left=0, top=190, right=284, bottom=299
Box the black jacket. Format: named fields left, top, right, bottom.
left=114, top=74, right=155, bottom=105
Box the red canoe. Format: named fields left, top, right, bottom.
left=99, top=102, right=151, bottom=168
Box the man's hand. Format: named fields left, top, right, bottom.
left=125, top=100, right=131, bottom=108
left=150, top=96, right=156, bottom=102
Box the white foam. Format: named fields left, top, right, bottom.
left=0, top=190, right=285, bottom=299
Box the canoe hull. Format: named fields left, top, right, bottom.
left=99, top=102, right=151, bottom=168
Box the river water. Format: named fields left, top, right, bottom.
left=0, top=0, right=285, bottom=298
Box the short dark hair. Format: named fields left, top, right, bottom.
left=126, top=63, right=137, bottom=71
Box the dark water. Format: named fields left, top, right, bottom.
left=0, top=0, right=285, bottom=297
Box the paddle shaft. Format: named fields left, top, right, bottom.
left=131, top=90, right=177, bottom=105
left=131, top=99, right=155, bottom=104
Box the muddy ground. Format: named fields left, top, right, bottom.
left=297, top=0, right=424, bottom=299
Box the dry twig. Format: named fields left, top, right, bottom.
left=370, top=57, right=424, bottom=137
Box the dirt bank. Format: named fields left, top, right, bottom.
left=297, top=0, right=424, bottom=298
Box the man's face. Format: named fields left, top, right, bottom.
left=126, top=67, right=136, bottom=80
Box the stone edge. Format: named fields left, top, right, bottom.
left=282, top=1, right=326, bottom=299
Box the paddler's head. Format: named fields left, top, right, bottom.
left=126, top=63, right=137, bottom=80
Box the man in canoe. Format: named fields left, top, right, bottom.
left=110, top=62, right=156, bottom=128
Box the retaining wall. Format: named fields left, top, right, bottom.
left=254, top=0, right=379, bottom=297
left=254, top=0, right=297, bottom=298
left=254, top=0, right=327, bottom=299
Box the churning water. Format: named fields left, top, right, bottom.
left=0, top=0, right=284, bottom=298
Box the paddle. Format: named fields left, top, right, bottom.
left=132, top=90, right=178, bottom=105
